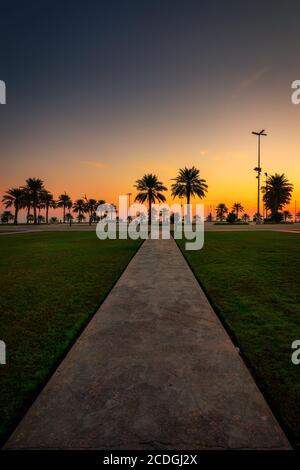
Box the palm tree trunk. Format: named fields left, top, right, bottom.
left=33, top=205, right=37, bottom=224
left=149, top=200, right=152, bottom=224
left=63, top=206, right=66, bottom=223
left=186, top=191, right=191, bottom=224
left=46, top=205, right=49, bottom=224
left=14, top=206, right=18, bottom=225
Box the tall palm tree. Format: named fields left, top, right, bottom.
left=67, top=200, right=73, bottom=216
left=134, top=173, right=167, bottom=223
left=72, top=199, right=85, bottom=223
left=232, top=202, right=244, bottom=220
left=25, top=178, right=45, bottom=224
left=2, top=187, right=24, bottom=224
left=40, top=191, right=55, bottom=224
left=57, top=192, right=71, bottom=223
left=21, top=188, right=32, bottom=223
left=171, top=167, right=208, bottom=204
left=84, top=198, right=97, bottom=224
left=216, top=203, right=228, bottom=221
left=262, top=173, right=293, bottom=221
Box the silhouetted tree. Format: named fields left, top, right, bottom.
left=232, top=202, right=244, bottom=220
left=40, top=190, right=56, bottom=224
left=73, top=199, right=85, bottom=223
left=2, top=187, right=24, bottom=224
left=57, top=192, right=71, bottom=223
left=227, top=211, right=237, bottom=224
left=216, top=203, right=228, bottom=221
left=262, top=173, right=293, bottom=221
left=84, top=198, right=98, bottom=224
left=134, top=174, right=167, bottom=223
left=24, top=178, right=45, bottom=224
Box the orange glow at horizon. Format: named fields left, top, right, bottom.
left=1, top=72, right=300, bottom=220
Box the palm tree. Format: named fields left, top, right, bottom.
left=134, top=173, right=167, bottom=223
left=72, top=199, right=85, bottom=223
left=21, top=188, right=32, bottom=223
left=67, top=200, right=73, bottom=217
left=171, top=166, right=208, bottom=223
left=262, top=173, right=293, bottom=221
left=242, top=213, right=250, bottom=222
left=40, top=190, right=55, bottom=224
left=2, top=187, right=24, bottom=224
left=25, top=178, right=44, bottom=224
left=216, top=203, right=228, bottom=221
left=171, top=166, right=208, bottom=204
left=84, top=198, right=97, bottom=224
left=57, top=192, right=71, bottom=223
left=232, top=202, right=244, bottom=220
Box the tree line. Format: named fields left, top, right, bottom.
left=1, top=168, right=296, bottom=224
left=1, top=178, right=106, bottom=225
left=212, top=174, right=295, bottom=223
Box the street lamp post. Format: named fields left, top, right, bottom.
left=127, top=192, right=132, bottom=220
left=252, top=129, right=267, bottom=224
left=264, top=172, right=268, bottom=221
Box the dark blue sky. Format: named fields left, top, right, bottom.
left=1, top=0, right=299, bottom=127
left=1, top=0, right=300, bottom=212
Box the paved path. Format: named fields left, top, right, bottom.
left=5, top=238, right=290, bottom=449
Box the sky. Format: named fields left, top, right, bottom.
left=1, top=0, right=300, bottom=219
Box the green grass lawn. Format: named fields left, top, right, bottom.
left=178, top=232, right=300, bottom=448
left=0, top=232, right=141, bottom=445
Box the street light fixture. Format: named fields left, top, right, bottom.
left=252, top=129, right=267, bottom=224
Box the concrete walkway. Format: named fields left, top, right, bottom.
left=5, top=238, right=290, bottom=449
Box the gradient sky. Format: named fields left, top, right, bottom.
left=1, top=0, right=300, bottom=218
